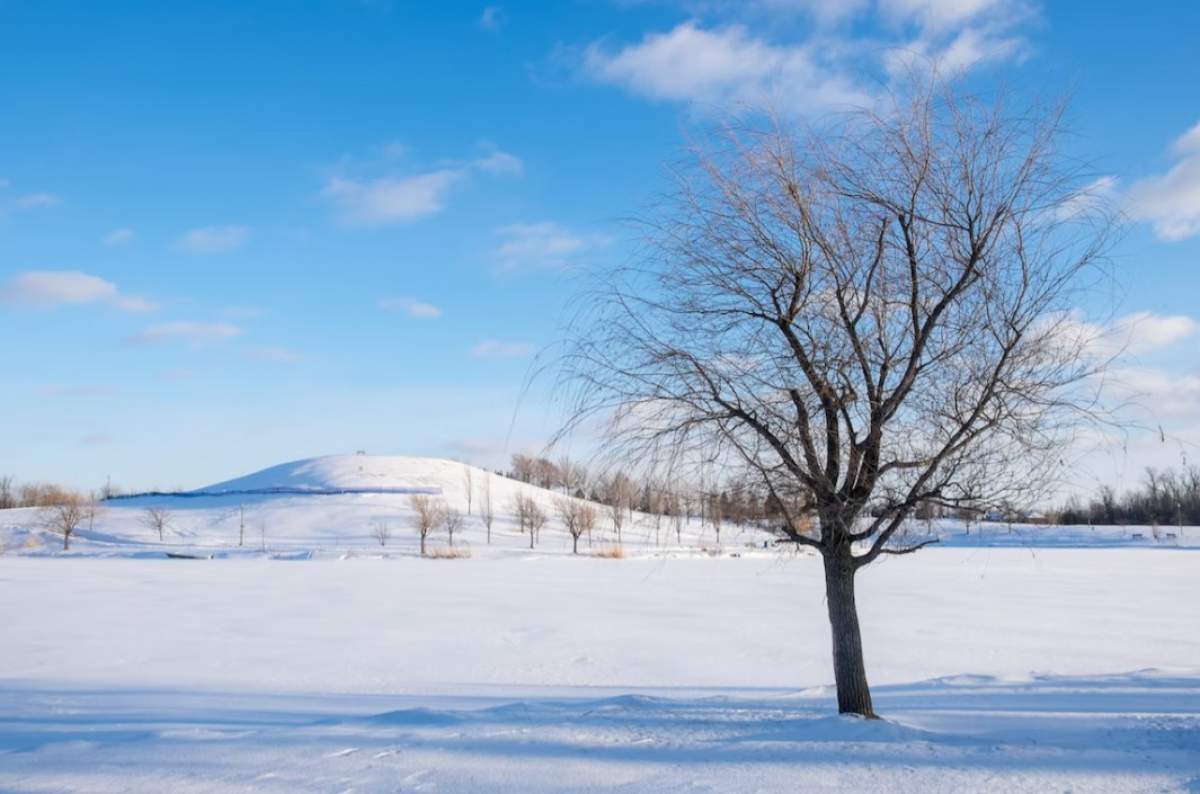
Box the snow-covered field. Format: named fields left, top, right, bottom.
left=1, top=456, right=1197, bottom=792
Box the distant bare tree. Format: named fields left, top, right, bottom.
left=462, top=464, right=473, bottom=515
left=39, top=493, right=85, bottom=550
left=83, top=491, right=105, bottom=532
left=510, top=493, right=532, bottom=534
left=480, top=474, right=495, bottom=543
left=442, top=506, right=463, bottom=547
left=141, top=506, right=173, bottom=541
left=527, top=498, right=547, bottom=549
left=0, top=475, right=14, bottom=510
left=372, top=519, right=391, bottom=547
left=557, top=77, right=1113, bottom=716
left=410, top=494, right=444, bottom=557
left=555, top=497, right=594, bottom=554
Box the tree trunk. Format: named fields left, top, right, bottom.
left=572, top=534, right=578, bottom=554
left=63, top=531, right=70, bottom=551
left=420, top=534, right=426, bottom=556
left=822, top=549, right=876, bottom=718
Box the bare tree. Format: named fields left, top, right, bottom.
left=555, top=497, right=596, bottom=554
left=527, top=498, right=547, bottom=550
left=141, top=506, right=173, bottom=541
left=604, top=473, right=633, bottom=546
left=480, top=474, right=495, bottom=543
left=83, top=491, right=105, bottom=532
left=410, top=494, right=444, bottom=557
left=442, top=505, right=463, bottom=547
left=462, top=464, right=473, bottom=515
left=510, top=493, right=532, bottom=534
left=0, top=475, right=14, bottom=510
left=557, top=78, right=1113, bottom=717
left=39, top=493, right=85, bottom=550
left=371, top=519, right=391, bottom=547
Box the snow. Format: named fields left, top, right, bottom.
left=0, top=455, right=1197, bottom=791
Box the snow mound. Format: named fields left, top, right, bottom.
left=197, top=454, right=464, bottom=494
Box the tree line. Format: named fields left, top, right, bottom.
left=1058, top=466, right=1200, bottom=527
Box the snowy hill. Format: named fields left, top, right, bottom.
left=197, top=454, right=462, bottom=494
left=0, top=454, right=771, bottom=558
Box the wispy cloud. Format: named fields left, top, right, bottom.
left=323, top=170, right=463, bottom=226
left=102, top=227, right=136, bottom=247
left=479, top=5, right=502, bottom=30
left=177, top=225, right=250, bottom=253
left=1, top=270, right=117, bottom=307
left=470, top=339, right=535, bottom=359
left=322, top=143, right=522, bottom=227
left=13, top=192, right=61, bottom=209
left=584, top=1, right=1034, bottom=113
left=127, top=321, right=243, bottom=347
left=246, top=346, right=305, bottom=364
left=80, top=433, right=113, bottom=446
left=379, top=296, right=443, bottom=318
left=1126, top=119, right=1200, bottom=241
left=494, top=221, right=605, bottom=272
left=1, top=270, right=158, bottom=313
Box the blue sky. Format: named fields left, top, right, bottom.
left=1, top=0, right=1198, bottom=493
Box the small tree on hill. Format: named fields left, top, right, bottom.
left=40, top=493, right=85, bottom=551
left=410, top=494, right=443, bottom=557
left=480, top=475, right=495, bottom=543
left=141, top=506, right=173, bottom=541
left=443, top=506, right=463, bottom=547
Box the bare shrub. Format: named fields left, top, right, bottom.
left=372, top=519, right=391, bottom=547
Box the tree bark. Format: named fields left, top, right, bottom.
left=420, top=534, right=426, bottom=556
left=572, top=535, right=578, bottom=554
left=822, top=548, right=876, bottom=718
left=63, top=532, right=70, bottom=551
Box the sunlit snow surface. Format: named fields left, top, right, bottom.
left=1, top=456, right=1197, bottom=791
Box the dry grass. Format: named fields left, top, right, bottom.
left=426, top=547, right=472, bottom=560
left=593, top=546, right=625, bottom=559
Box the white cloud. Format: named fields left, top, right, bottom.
left=585, top=22, right=870, bottom=111
left=471, top=339, right=535, bottom=359
left=322, top=144, right=522, bottom=227
left=1127, top=120, right=1200, bottom=241
left=379, top=297, right=443, bottom=318
left=1, top=269, right=159, bottom=313
left=1112, top=312, right=1198, bottom=355
left=322, top=170, right=463, bottom=226
left=127, top=321, right=243, bottom=347
left=112, top=295, right=160, bottom=313
left=177, top=225, right=250, bottom=253
left=1, top=270, right=117, bottom=307
left=495, top=221, right=605, bottom=272
left=1056, top=310, right=1199, bottom=360
left=1106, top=366, right=1200, bottom=420
left=246, top=346, right=305, bottom=364
left=13, top=192, right=61, bottom=209
left=474, top=149, right=524, bottom=176
left=879, top=0, right=1009, bottom=31
left=479, top=5, right=502, bottom=30
left=103, top=227, right=136, bottom=247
